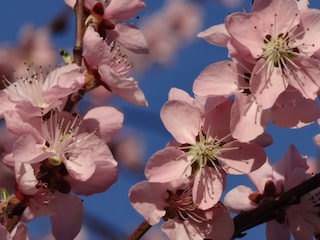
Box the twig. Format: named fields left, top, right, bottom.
left=232, top=173, right=320, bottom=239
left=128, top=220, right=151, bottom=240
left=73, top=0, right=84, bottom=66
left=63, top=0, right=85, bottom=112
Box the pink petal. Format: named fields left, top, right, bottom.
left=252, top=0, right=300, bottom=36
left=68, top=144, right=118, bottom=195
left=64, top=0, right=76, bottom=8
left=13, top=135, right=54, bottom=164
left=313, top=133, right=320, bottom=148
left=44, top=64, right=84, bottom=100
left=266, top=220, right=290, bottom=240
left=295, top=9, right=320, bottom=55
left=11, top=222, right=28, bottom=240
left=205, top=202, right=234, bottom=240
left=251, top=59, right=288, bottom=109
left=219, top=141, right=266, bottom=174
left=192, top=167, right=224, bottom=210
left=65, top=134, right=115, bottom=182
left=145, top=147, right=191, bottom=182
left=14, top=162, right=38, bottom=195
left=0, top=225, right=11, bottom=239
left=162, top=220, right=200, bottom=240
left=129, top=181, right=167, bottom=225
left=248, top=160, right=274, bottom=192
left=272, top=145, right=309, bottom=189
left=288, top=211, right=314, bottom=240
left=197, top=24, right=230, bottom=47
left=0, top=92, right=15, bottom=118
left=51, top=194, right=83, bottom=240
left=230, top=93, right=268, bottom=141
left=107, top=24, right=148, bottom=53
left=83, top=26, right=111, bottom=68
left=285, top=57, right=320, bottom=100
left=168, top=88, right=194, bottom=104
left=99, top=67, right=148, bottom=106
left=270, top=87, right=319, bottom=128
left=193, top=61, right=239, bottom=97
left=104, top=0, right=146, bottom=21
left=3, top=111, right=43, bottom=141
left=84, top=106, right=124, bottom=143
left=225, top=13, right=264, bottom=60
left=223, top=185, right=257, bottom=212
left=160, top=100, right=201, bottom=144
left=204, top=98, right=233, bottom=140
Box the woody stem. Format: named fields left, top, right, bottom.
left=128, top=220, right=151, bottom=240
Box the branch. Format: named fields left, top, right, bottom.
left=128, top=220, right=151, bottom=240
left=73, top=0, right=84, bottom=66
left=63, top=0, right=85, bottom=112
left=232, top=173, right=320, bottom=239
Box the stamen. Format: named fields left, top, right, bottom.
left=3, top=66, right=47, bottom=108
left=42, top=111, right=95, bottom=166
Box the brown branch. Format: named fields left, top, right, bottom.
left=73, top=0, right=84, bottom=66
left=63, top=0, right=85, bottom=113
left=232, top=173, right=320, bottom=239
left=128, top=220, right=151, bottom=240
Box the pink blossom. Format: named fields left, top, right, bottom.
left=8, top=108, right=120, bottom=195
left=0, top=25, right=56, bottom=83
left=13, top=162, right=84, bottom=240
left=192, top=60, right=269, bottom=141
left=193, top=58, right=319, bottom=141
left=0, top=64, right=84, bottom=117
left=129, top=179, right=234, bottom=240
left=110, top=130, right=146, bottom=171
left=83, top=26, right=148, bottom=106
left=224, top=145, right=320, bottom=239
left=65, top=0, right=148, bottom=53
left=145, top=90, right=266, bottom=209
left=198, top=0, right=320, bottom=110
left=132, top=0, right=202, bottom=69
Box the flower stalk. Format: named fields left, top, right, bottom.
left=128, top=220, right=151, bottom=240
left=232, top=173, right=320, bottom=239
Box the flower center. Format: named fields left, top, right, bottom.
left=42, top=112, right=83, bottom=166
left=180, top=131, right=222, bottom=174
left=164, top=187, right=208, bottom=223
left=262, top=34, right=298, bottom=68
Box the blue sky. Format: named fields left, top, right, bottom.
left=1, top=1, right=320, bottom=239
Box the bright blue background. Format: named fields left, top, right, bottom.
left=1, top=0, right=320, bottom=239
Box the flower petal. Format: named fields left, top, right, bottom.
left=145, top=147, right=191, bottom=182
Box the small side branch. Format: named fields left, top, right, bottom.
left=232, top=173, right=320, bottom=239
left=128, top=220, right=151, bottom=240
left=73, top=0, right=84, bottom=66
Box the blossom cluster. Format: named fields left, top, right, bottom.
left=0, top=0, right=149, bottom=239
left=129, top=0, right=320, bottom=239
left=0, top=0, right=320, bottom=239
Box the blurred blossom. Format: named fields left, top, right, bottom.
left=85, top=85, right=113, bottom=108
left=110, top=129, right=146, bottom=171
left=42, top=225, right=88, bottom=240
left=0, top=25, right=57, bottom=85
left=131, top=0, right=203, bottom=72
